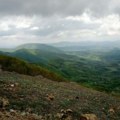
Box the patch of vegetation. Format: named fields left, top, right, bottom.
left=0, top=55, right=66, bottom=82
left=0, top=72, right=120, bottom=119
left=0, top=44, right=120, bottom=94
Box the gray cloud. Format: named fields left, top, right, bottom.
left=0, top=31, right=15, bottom=37
left=0, top=0, right=120, bottom=47
left=0, top=0, right=119, bottom=17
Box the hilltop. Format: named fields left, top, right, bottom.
left=16, top=43, right=63, bottom=53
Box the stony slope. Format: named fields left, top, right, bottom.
left=0, top=71, right=120, bottom=120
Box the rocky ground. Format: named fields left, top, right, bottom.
left=0, top=71, right=120, bottom=120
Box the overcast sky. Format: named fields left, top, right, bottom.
left=0, top=0, right=120, bottom=47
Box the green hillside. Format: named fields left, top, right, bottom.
left=16, top=43, right=63, bottom=53
left=0, top=44, right=120, bottom=95
left=0, top=55, right=65, bottom=82
left=10, top=49, right=70, bottom=64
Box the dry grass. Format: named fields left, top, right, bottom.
left=0, top=71, right=120, bottom=120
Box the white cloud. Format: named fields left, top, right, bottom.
left=65, top=11, right=94, bottom=24
left=0, top=16, right=34, bottom=30
left=98, top=14, right=120, bottom=36
left=0, top=12, right=120, bottom=47
left=30, top=26, right=39, bottom=30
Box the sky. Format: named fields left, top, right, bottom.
left=0, top=0, right=120, bottom=47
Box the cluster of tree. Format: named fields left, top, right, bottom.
left=0, top=55, right=66, bottom=82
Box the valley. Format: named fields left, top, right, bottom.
left=0, top=41, right=120, bottom=95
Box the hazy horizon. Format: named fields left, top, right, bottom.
left=0, top=40, right=120, bottom=49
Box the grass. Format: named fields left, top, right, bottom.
left=0, top=71, right=120, bottom=119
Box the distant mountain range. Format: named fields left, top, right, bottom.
left=52, top=40, right=120, bottom=52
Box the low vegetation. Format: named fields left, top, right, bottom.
left=0, top=71, right=120, bottom=119
left=0, top=55, right=65, bottom=82
left=0, top=45, right=120, bottom=95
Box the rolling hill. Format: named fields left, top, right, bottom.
left=52, top=40, right=120, bottom=52
left=0, top=55, right=65, bottom=82
left=0, top=43, right=120, bottom=95
left=16, top=43, right=64, bottom=53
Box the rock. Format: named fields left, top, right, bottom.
left=2, top=98, right=9, bottom=107
left=56, top=113, right=66, bottom=119
left=26, top=108, right=32, bottom=113
left=56, top=109, right=73, bottom=119
left=21, top=112, right=26, bottom=116
left=60, top=109, right=65, bottom=113
left=80, top=114, right=98, bottom=120
left=60, top=109, right=73, bottom=114
left=0, top=98, right=9, bottom=108
left=10, top=84, right=15, bottom=87
left=65, top=116, right=73, bottom=120
left=9, top=109, right=16, bottom=115
left=45, top=114, right=54, bottom=120
left=108, top=108, right=115, bottom=114
left=46, top=94, right=54, bottom=101
left=32, top=113, right=41, bottom=119
left=66, top=109, right=73, bottom=114
left=9, top=109, right=15, bottom=113
left=5, top=112, right=11, bottom=117
left=15, top=82, right=19, bottom=86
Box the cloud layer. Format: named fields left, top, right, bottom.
left=0, top=0, right=120, bottom=47
left=0, top=0, right=120, bottom=16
